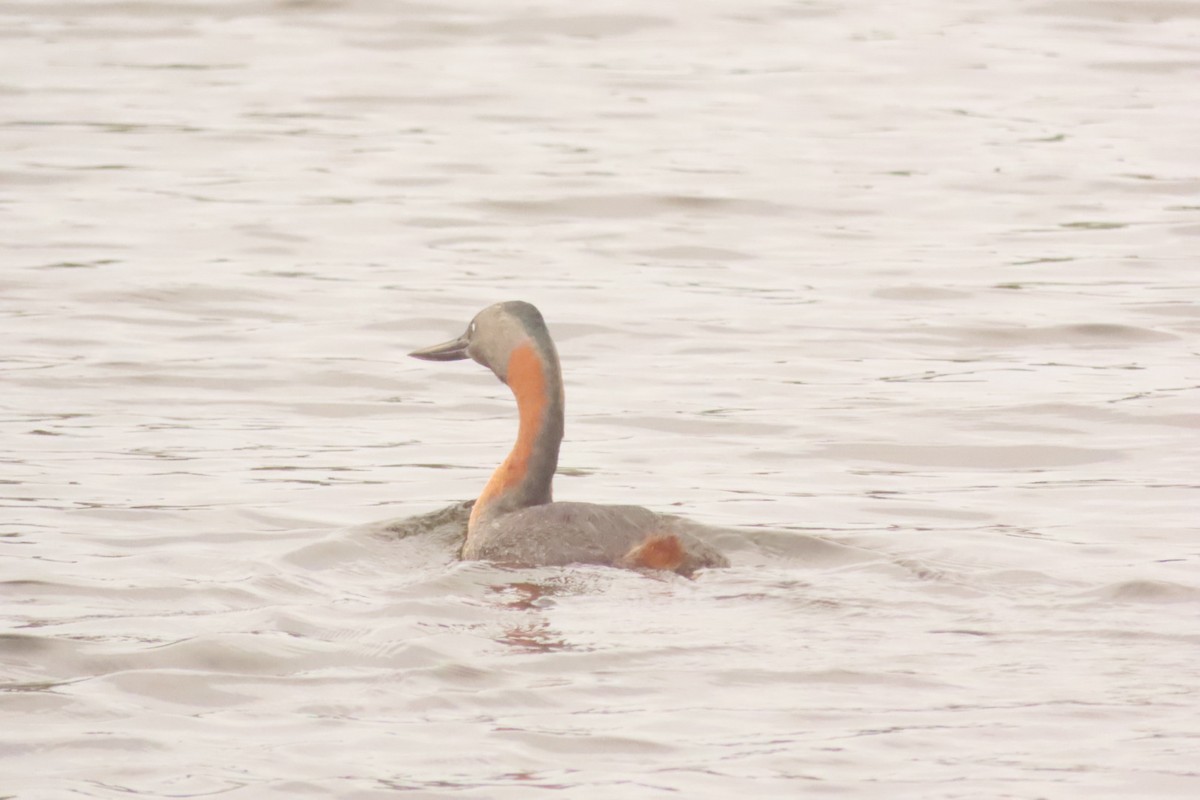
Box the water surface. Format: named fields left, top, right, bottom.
left=2, top=1, right=1198, bottom=797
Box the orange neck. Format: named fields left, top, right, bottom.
left=468, top=340, right=564, bottom=532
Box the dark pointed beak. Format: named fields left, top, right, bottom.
left=409, top=333, right=470, bottom=362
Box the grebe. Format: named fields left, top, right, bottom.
left=410, top=301, right=729, bottom=575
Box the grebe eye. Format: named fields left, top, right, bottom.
left=469, top=321, right=477, bottom=336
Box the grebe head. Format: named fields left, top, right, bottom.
left=409, top=301, right=553, bottom=384
left=411, top=301, right=565, bottom=527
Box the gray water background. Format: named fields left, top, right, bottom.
left=2, top=1, right=1199, bottom=797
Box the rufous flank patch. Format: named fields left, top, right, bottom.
left=625, top=532, right=686, bottom=572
